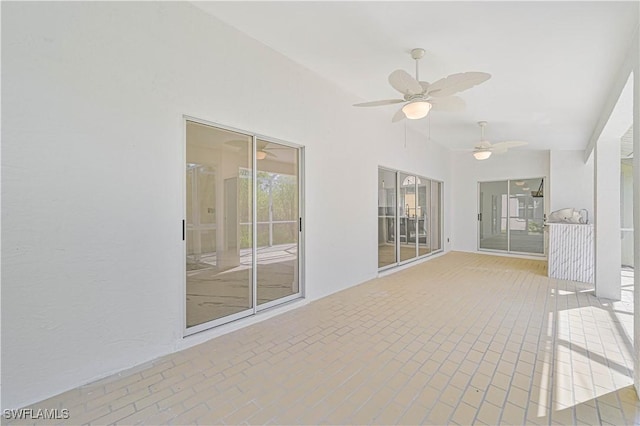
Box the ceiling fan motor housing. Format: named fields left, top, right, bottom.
left=411, top=48, right=426, bottom=60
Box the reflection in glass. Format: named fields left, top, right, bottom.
left=479, top=181, right=509, bottom=251
left=378, top=169, right=397, bottom=268
left=509, top=178, right=544, bottom=254
left=418, top=179, right=431, bottom=256
left=378, top=168, right=443, bottom=269
left=256, top=140, right=299, bottom=306
left=400, top=173, right=418, bottom=262
left=185, top=121, right=253, bottom=328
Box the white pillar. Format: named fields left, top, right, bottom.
left=632, top=26, right=640, bottom=395
left=594, top=137, right=621, bottom=300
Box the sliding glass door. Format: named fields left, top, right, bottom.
left=256, top=140, right=300, bottom=308
left=478, top=178, right=544, bottom=255
left=478, top=181, right=509, bottom=251
left=186, top=122, right=254, bottom=329
left=185, top=119, right=303, bottom=333
left=418, top=179, right=431, bottom=256
left=509, top=179, right=544, bottom=253
left=431, top=181, right=442, bottom=252
left=378, top=169, right=397, bottom=268
left=378, top=167, right=443, bottom=270
left=399, top=173, right=418, bottom=262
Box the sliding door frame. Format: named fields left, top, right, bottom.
left=477, top=177, right=546, bottom=257
left=254, top=134, right=305, bottom=312
left=182, top=116, right=305, bottom=336
left=378, top=165, right=444, bottom=272
left=377, top=166, right=400, bottom=272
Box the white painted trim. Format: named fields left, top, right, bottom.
left=182, top=116, right=188, bottom=338
left=299, top=146, right=306, bottom=299
left=252, top=135, right=258, bottom=314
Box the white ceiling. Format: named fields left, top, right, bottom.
left=195, top=1, right=638, bottom=151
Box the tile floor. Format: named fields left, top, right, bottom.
left=8, top=252, right=639, bottom=425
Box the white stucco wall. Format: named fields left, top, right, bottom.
left=549, top=150, right=594, bottom=221
left=1, top=2, right=452, bottom=409
left=450, top=150, right=550, bottom=253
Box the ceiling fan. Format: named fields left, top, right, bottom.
left=353, top=48, right=491, bottom=122
left=226, top=140, right=285, bottom=160
left=472, top=121, right=528, bottom=160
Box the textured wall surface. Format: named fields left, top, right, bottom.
left=2, top=2, right=452, bottom=409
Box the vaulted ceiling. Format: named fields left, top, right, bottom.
left=196, top=1, right=638, bottom=152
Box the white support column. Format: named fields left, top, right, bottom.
left=633, top=25, right=640, bottom=395
left=594, top=137, right=621, bottom=300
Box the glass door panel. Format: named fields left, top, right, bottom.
left=509, top=178, right=544, bottom=254
left=256, top=140, right=300, bottom=306
left=418, top=179, right=431, bottom=256
left=479, top=181, right=509, bottom=251
left=399, top=173, right=418, bottom=262
left=378, top=169, right=397, bottom=268
left=186, top=121, right=253, bottom=329
left=431, top=181, right=442, bottom=252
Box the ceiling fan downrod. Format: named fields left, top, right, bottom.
left=411, top=48, right=425, bottom=81
left=478, top=120, right=488, bottom=140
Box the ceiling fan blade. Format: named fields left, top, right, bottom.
left=429, top=96, right=466, bottom=112
left=427, top=72, right=491, bottom=98
left=392, top=107, right=406, bottom=123
left=419, top=81, right=430, bottom=93
left=492, top=141, right=528, bottom=149
left=389, top=69, right=423, bottom=95
left=353, top=99, right=405, bottom=107
left=264, top=150, right=277, bottom=159
left=493, top=146, right=508, bottom=154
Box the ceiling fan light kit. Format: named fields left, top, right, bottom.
left=473, top=150, right=492, bottom=160
left=353, top=48, right=491, bottom=122
left=402, top=100, right=432, bottom=119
